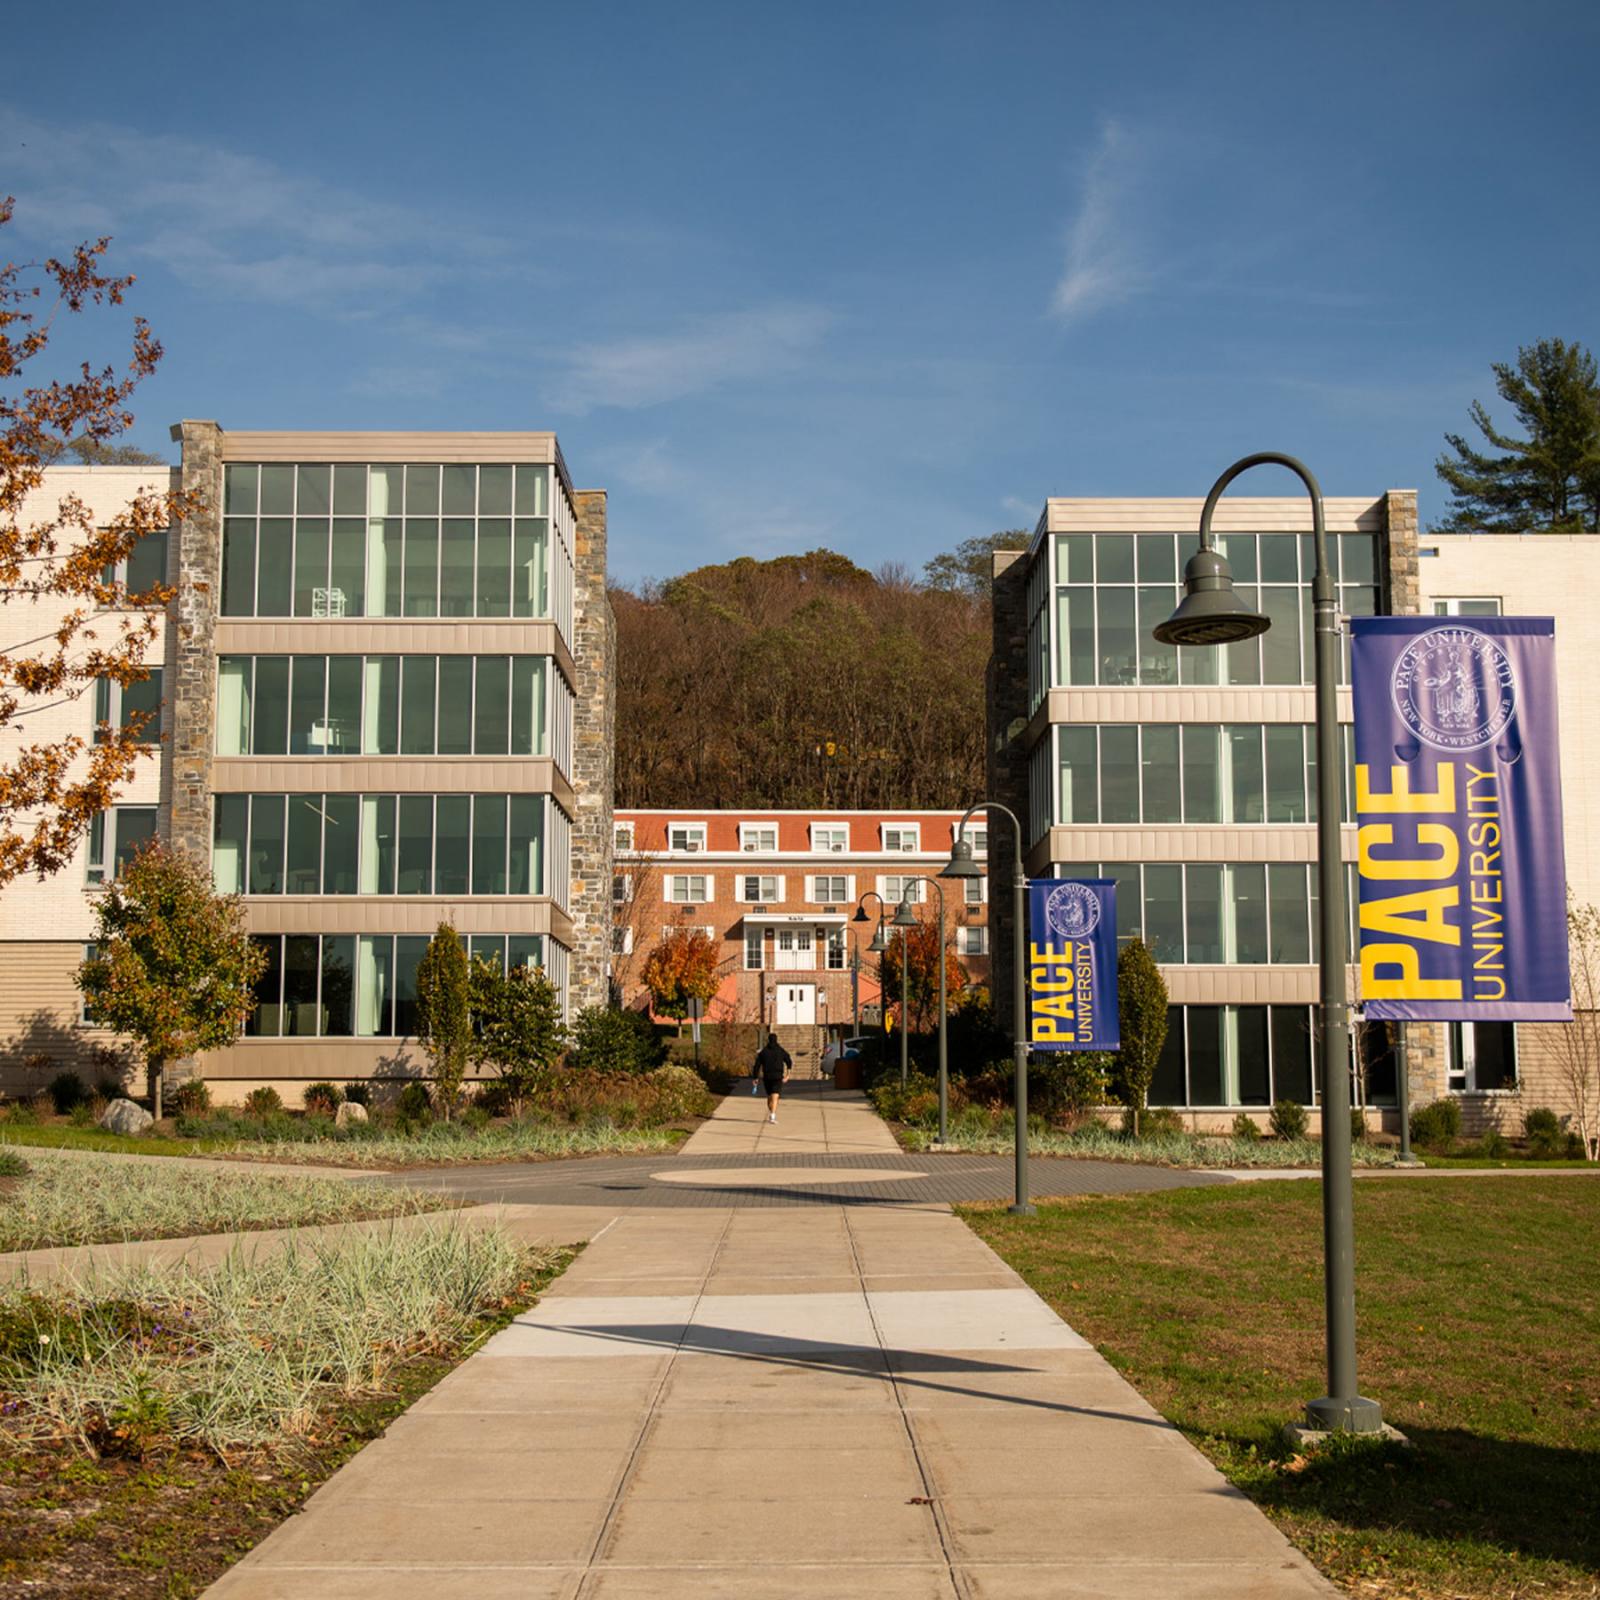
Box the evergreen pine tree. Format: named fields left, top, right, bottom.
left=1111, top=937, right=1169, bottom=1137
left=414, top=923, right=472, bottom=1118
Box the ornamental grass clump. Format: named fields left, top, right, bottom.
left=0, top=1147, right=445, bottom=1252
left=0, top=1220, right=554, bottom=1454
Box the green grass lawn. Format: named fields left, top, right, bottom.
left=964, top=1178, right=1600, bottom=1599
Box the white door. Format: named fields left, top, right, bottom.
left=776, top=984, right=816, bottom=1026
left=774, top=929, right=814, bottom=971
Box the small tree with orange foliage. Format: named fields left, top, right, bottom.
left=878, top=917, right=968, bottom=1033
left=1, top=198, right=199, bottom=886
left=641, top=928, right=722, bottom=1021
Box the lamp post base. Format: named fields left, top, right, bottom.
left=1007, top=1203, right=1037, bottom=1217
left=1300, top=1393, right=1386, bottom=1435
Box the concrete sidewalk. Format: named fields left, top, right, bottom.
left=205, top=1093, right=1333, bottom=1599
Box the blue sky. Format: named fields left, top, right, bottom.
left=7, top=0, right=1597, bottom=582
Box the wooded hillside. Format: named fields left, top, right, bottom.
left=611, top=547, right=1001, bottom=810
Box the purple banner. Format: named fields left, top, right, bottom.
left=1351, top=617, right=1571, bottom=1021
left=1027, top=879, right=1120, bottom=1050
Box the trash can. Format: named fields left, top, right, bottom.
left=834, top=1057, right=860, bottom=1092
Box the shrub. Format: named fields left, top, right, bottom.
left=167, top=1079, right=212, bottom=1117
left=414, top=924, right=472, bottom=1118
left=1128, top=1104, right=1183, bottom=1139
left=341, top=1081, right=372, bottom=1108
left=1350, top=1107, right=1368, bottom=1144
left=1270, top=1100, right=1309, bottom=1142
left=570, top=1006, right=666, bottom=1074
left=1031, top=1054, right=1110, bottom=1126
left=3, top=1098, right=41, bottom=1126
left=303, top=1081, right=344, bottom=1117
left=647, top=1065, right=717, bottom=1121
left=1111, top=938, right=1169, bottom=1135
left=0, top=1150, right=27, bottom=1178
left=244, top=1086, right=284, bottom=1117
left=1523, top=1105, right=1565, bottom=1158
left=69, top=1100, right=101, bottom=1127
left=47, top=1072, right=87, bottom=1115
left=396, top=1082, right=433, bottom=1126
left=1410, top=1097, right=1462, bottom=1153
left=1478, top=1128, right=1510, bottom=1159
left=870, top=1072, right=941, bottom=1127
left=1231, top=1112, right=1262, bottom=1142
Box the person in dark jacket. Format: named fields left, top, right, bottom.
left=754, top=1033, right=792, bottom=1123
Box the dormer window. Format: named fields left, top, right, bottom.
left=669, top=824, right=707, bottom=854
left=883, top=825, right=920, bottom=853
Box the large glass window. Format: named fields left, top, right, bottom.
left=221, top=463, right=564, bottom=624
left=85, top=806, right=158, bottom=885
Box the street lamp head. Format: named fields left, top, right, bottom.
left=941, top=835, right=984, bottom=880
left=1153, top=546, right=1271, bottom=648
left=867, top=925, right=889, bottom=953
left=892, top=898, right=918, bottom=927
left=851, top=905, right=870, bottom=923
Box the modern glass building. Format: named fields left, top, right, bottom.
left=989, top=492, right=1421, bottom=1127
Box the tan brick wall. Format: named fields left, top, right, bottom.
left=0, top=942, right=136, bottom=1097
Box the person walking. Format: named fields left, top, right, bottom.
left=754, top=1032, right=792, bottom=1124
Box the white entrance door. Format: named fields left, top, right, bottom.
left=774, top=928, right=814, bottom=971
left=776, top=984, right=816, bottom=1026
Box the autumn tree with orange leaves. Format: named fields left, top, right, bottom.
left=641, top=928, right=723, bottom=1021
left=0, top=199, right=198, bottom=886
left=877, top=915, right=968, bottom=1033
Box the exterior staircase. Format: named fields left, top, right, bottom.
left=772, top=1023, right=826, bottom=1080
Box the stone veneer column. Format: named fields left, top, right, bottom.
left=165, top=420, right=223, bottom=862
left=567, top=490, right=615, bottom=1013
left=986, top=549, right=1032, bottom=1026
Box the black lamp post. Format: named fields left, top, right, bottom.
left=895, top=877, right=951, bottom=1143
left=853, top=893, right=891, bottom=1043
left=1155, top=451, right=1382, bottom=1437
left=943, top=802, right=1034, bottom=1215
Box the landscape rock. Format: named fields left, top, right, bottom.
left=335, top=1101, right=369, bottom=1127
left=98, top=1098, right=154, bottom=1135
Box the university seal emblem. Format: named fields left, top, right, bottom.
left=1045, top=881, right=1101, bottom=939
left=1391, top=627, right=1516, bottom=752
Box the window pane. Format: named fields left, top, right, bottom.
left=514, top=519, right=548, bottom=616
left=1102, top=862, right=1142, bottom=945
left=357, top=935, right=393, bottom=1036
left=252, top=657, right=289, bottom=754
left=405, top=464, right=439, bottom=515
left=1057, top=725, right=1097, bottom=823
left=1096, top=588, right=1137, bottom=685
left=1141, top=725, right=1181, bottom=824
left=224, top=465, right=258, bottom=515
left=437, top=658, right=473, bottom=754
left=440, top=518, right=475, bottom=617
left=285, top=795, right=322, bottom=894
left=1272, top=1007, right=1314, bottom=1103
left=360, top=794, right=396, bottom=895
left=1058, top=586, right=1094, bottom=686
left=1231, top=863, right=1269, bottom=962
left=260, top=465, right=294, bottom=516
left=514, top=465, right=549, bottom=516
left=1143, top=864, right=1184, bottom=964
left=1185, top=865, right=1223, bottom=963
left=1261, top=587, right=1302, bottom=684
left=123, top=670, right=162, bottom=743
left=1138, top=588, right=1178, bottom=684
left=321, top=935, right=355, bottom=1037
left=221, top=520, right=255, bottom=615
left=511, top=656, right=544, bottom=755
left=1226, top=585, right=1261, bottom=684
left=1136, top=534, right=1175, bottom=583
left=479, top=464, right=512, bottom=515
left=509, top=794, right=542, bottom=894
left=435, top=795, right=470, bottom=894
left=256, top=519, right=292, bottom=615
left=362, top=656, right=399, bottom=754
left=332, top=464, right=365, bottom=516
left=1182, top=725, right=1221, bottom=823
left=394, top=936, right=428, bottom=1035
left=245, top=935, right=282, bottom=1036
left=1341, top=534, right=1377, bottom=585
left=329, top=517, right=366, bottom=617
left=288, top=656, right=326, bottom=755
left=1188, top=1009, right=1223, bottom=1104
left=470, top=935, right=506, bottom=971
left=1097, top=534, right=1134, bottom=582
left=1471, top=1022, right=1516, bottom=1091
left=471, top=795, right=508, bottom=895
left=403, top=519, right=439, bottom=616
left=322, top=794, right=359, bottom=894
left=1238, top=1006, right=1270, bottom=1104
left=112, top=808, right=157, bottom=875
left=396, top=796, right=433, bottom=894
left=477, top=518, right=511, bottom=617
left=442, top=464, right=475, bottom=515
left=248, top=794, right=286, bottom=894
left=367, top=517, right=402, bottom=617
left=400, top=656, right=437, bottom=755
left=218, top=657, right=252, bottom=755
left=1268, top=864, right=1310, bottom=964
left=282, top=935, right=320, bottom=1037
left=1228, top=725, right=1265, bottom=822
left=212, top=794, right=248, bottom=895
left=371, top=465, right=403, bottom=516
left=293, top=519, right=330, bottom=617
left=1265, top=726, right=1307, bottom=822
left=1259, top=533, right=1298, bottom=583
left=296, top=464, right=331, bottom=515
left=1179, top=631, right=1221, bottom=685
left=1100, top=727, right=1140, bottom=823
left=324, top=656, right=362, bottom=755
left=473, top=657, right=510, bottom=755
left=1058, top=533, right=1092, bottom=581
left=1151, top=1007, right=1186, bottom=1105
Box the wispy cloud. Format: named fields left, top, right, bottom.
left=1051, top=117, right=1148, bottom=325
left=0, top=109, right=517, bottom=325
left=1000, top=494, right=1038, bottom=520
left=551, top=305, right=836, bottom=412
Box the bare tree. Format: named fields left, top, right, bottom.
left=1555, top=900, right=1600, bottom=1160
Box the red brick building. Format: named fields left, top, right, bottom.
left=611, top=810, right=990, bottom=1033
